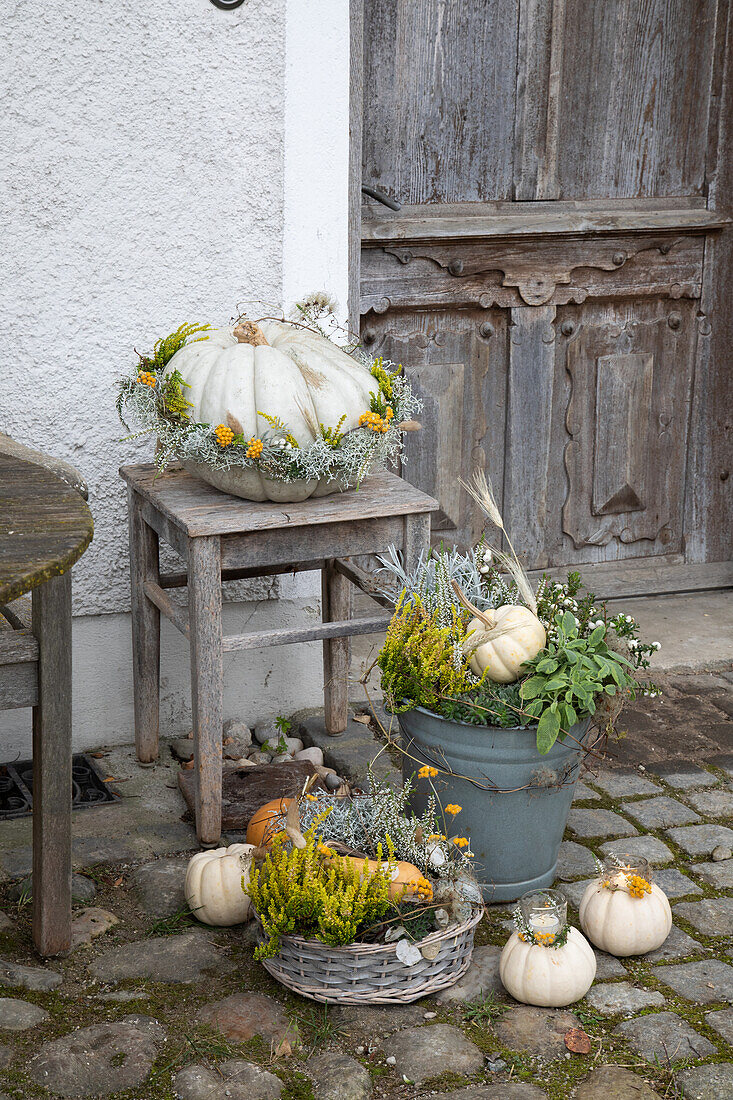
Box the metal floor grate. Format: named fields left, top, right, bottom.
left=0, top=754, right=120, bottom=820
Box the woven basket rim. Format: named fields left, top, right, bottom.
left=253, top=904, right=483, bottom=957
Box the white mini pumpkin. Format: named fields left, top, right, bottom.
left=184, top=843, right=255, bottom=926
left=579, top=877, right=672, bottom=956
left=466, top=605, right=546, bottom=682
left=499, top=927, right=596, bottom=1007
left=170, top=319, right=378, bottom=502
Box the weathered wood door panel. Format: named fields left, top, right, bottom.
left=362, top=0, right=520, bottom=203
left=357, top=0, right=732, bottom=593
left=364, top=308, right=508, bottom=549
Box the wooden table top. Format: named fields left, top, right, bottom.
left=120, top=464, right=439, bottom=537
left=0, top=455, right=94, bottom=604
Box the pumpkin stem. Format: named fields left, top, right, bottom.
left=451, top=580, right=496, bottom=630
left=233, top=320, right=269, bottom=347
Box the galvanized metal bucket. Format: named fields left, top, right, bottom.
left=398, top=708, right=591, bottom=903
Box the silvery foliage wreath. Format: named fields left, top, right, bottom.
left=116, top=299, right=421, bottom=488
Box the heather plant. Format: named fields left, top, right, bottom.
left=246, top=821, right=395, bottom=957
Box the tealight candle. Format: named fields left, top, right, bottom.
left=519, top=889, right=567, bottom=942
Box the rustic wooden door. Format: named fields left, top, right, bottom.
left=353, top=0, right=732, bottom=597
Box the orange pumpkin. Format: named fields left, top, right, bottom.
left=329, top=855, right=431, bottom=902
left=245, top=798, right=292, bottom=847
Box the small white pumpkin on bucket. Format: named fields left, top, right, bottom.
left=500, top=890, right=596, bottom=1007
left=184, top=843, right=256, bottom=926
left=579, top=855, right=672, bottom=956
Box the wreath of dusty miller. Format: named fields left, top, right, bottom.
left=116, top=298, right=421, bottom=488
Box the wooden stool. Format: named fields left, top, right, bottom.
left=0, top=454, right=93, bottom=956
left=120, top=464, right=436, bottom=845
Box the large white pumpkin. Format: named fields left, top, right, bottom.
left=579, top=878, right=672, bottom=956
left=184, top=843, right=255, bottom=926
left=499, top=928, right=596, bottom=1007
left=467, top=605, right=546, bottom=683
left=170, top=320, right=379, bottom=502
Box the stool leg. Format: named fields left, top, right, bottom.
left=127, top=486, right=160, bottom=763
left=32, top=572, right=72, bottom=956
left=188, top=536, right=223, bottom=844
left=404, top=513, right=431, bottom=573
left=322, top=560, right=351, bottom=735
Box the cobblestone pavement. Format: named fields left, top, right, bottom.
left=0, top=673, right=730, bottom=1098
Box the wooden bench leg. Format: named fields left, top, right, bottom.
left=188, top=536, right=223, bottom=845
left=32, top=572, right=72, bottom=956
left=322, top=559, right=351, bottom=735
left=127, top=486, right=160, bottom=763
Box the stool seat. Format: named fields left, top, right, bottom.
left=121, top=463, right=437, bottom=844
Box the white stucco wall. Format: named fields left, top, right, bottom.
left=0, top=0, right=352, bottom=755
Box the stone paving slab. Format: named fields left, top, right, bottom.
left=573, top=781, right=601, bottom=801
left=674, top=896, right=733, bottom=936
left=380, top=1023, right=484, bottom=1084
left=586, top=770, right=661, bottom=798
left=197, top=992, right=300, bottom=1047
left=555, top=841, right=598, bottom=881
left=0, top=957, right=61, bottom=991
left=493, top=1006, right=581, bottom=1060
left=655, top=765, right=719, bottom=789
left=652, top=867, right=702, bottom=898
left=585, top=982, right=664, bottom=1016
left=685, top=788, right=733, bottom=818
left=675, top=1064, right=733, bottom=1100
left=688, top=858, right=733, bottom=889
left=623, top=796, right=701, bottom=829
left=614, top=1011, right=715, bottom=1062
left=28, top=1017, right=164, bottom=1097
left=654, top=959, right=733, bottom=1003
left=640, top=924, right=705, bottom=963
left=172, top=1060, right=283, bottom=1100
left=706, top=1007, right=733, bottom=1045
left=131, top=857, right=188, bottom=918
left=0, top=996, right=49, bottom=1030
left=558, top=879, right=595, bottom=910
left=566, top=808, right=638, bottom=838
left=666, top=823, right=733, bottom=857
left=599, top=835, right=674, bottom=864
left=436, top=945, right=505, bottom=1003
left=89, top=931, right=232, bottom=984
left=427, top=1086, right=548, bottom=1100
left=593, top=952, right=628, bottom=979
left=306, top=1052, right=373, bottom=1100
left=574, top=1067, right=660, bottom=1100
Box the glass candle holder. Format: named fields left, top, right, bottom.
left=602, top=856, right=652, bottom=896
left=519, top=889, right=567, bottom=942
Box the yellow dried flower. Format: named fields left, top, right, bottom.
left=626, top=873, right=652, bottom=899
left=137, top=370, right=157, bottom=388
left=451, top=836, right=470, bottom=848
left=445, top=804, right=462, bottom=816
left=418, top=765, right=439, bottom=779
left=215, top=424, right=234, bottom=447
left=246, top=437, right=264, bottom=459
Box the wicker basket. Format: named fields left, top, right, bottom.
left=254, top=907, right=483, bottom=1004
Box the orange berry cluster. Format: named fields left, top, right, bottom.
left=215, top=424, right=234, bottom=447
left=451, top=836, right=470, bottom=848
left=626, top=874, right=652, bottom=899
left=138, top=370, right=156, bottom=388
left=359, top=406, right=394, bottom=433
left=404, top=875, right=433, bottom=900
left=246, top=437, right=264, bottom=459
left=534, top=931, right=557, bottom=946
